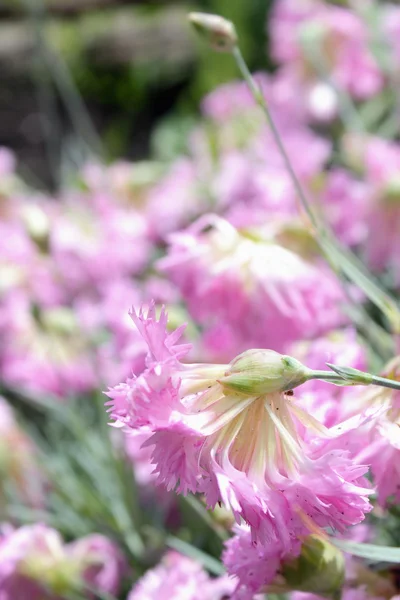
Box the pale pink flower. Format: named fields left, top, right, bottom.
left=0, top=524, right=126, bottom=599
left=290, top=328, right=367, bottom=427
left=270, top=0, right=384, bottom=100
left=146, top=159, right=204, bottom=240
left=50, top=191, right=150, bottom=295
left=159, top=216, right=347, bottom=358
left=0, top=291, right=97, bottom=398
left=360, top=138, right=400, bottom=281
left=107, top=304, right=372, bottom=550
left=320, top=169, right=370, bottom=247
left=128, top=551, right=234, bottom=600
left=202, top=72, right=308, bottom=129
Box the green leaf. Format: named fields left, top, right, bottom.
left=166, top=535, right=225, bottom=575
left=332, top=539, right=400, bottom=563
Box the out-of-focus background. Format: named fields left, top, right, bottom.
left=0, top=0, right=270, bottom=188
left=4, top=1, right=400, bottom=598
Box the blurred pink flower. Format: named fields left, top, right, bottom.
left=320, top=169, right=370, bottom=247
left=271, top=0, right=384, bottom=100
left=128, top=551, right=234, bottom=600
left=159, top=216, right=346, bottom=358
left=0, top=524, right=126, bottom=599
left=0, top=291, right=97, bottom=398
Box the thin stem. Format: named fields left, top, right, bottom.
left=231, top=44, right=400, bottom=335
left=232, top=45, right=318, bottom=230
left=308, top=371, right=353, bottom=384
left=312, top=370, right=400, bottom=391
left=371, top=375, right=400, bottom=392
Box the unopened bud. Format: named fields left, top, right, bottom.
left=282, top=535, right=345, bottom=598
left=188, top=12, right=237, bottom=52
left=219, top=349, right=310, bottom=395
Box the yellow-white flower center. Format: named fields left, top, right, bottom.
left=179, top=367, right=322, bottom=484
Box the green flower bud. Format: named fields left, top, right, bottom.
left=219, top=349, right=310, bottom=395
left=188, top=12, right=237, bottom=52
left=282, top=535, right=345, bottom=598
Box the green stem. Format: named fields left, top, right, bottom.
left=230, top=44, right=400, bottom=336
left=232, top=45, right=318, bottom=230
left=308, top=371, right=354, bottom=384
left=371, top=375, right=400, bottom=392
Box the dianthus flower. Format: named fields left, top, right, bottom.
left=0, top=524, right=126, bottom=599
left=223, top=525, right=346, bottom=600
left=106, top=303, right=372, bottom=550
left=158, top=216, right=346, bottom=358
left=128, top=551, right=233, bottom=600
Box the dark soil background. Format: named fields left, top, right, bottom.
left=0, top=0, right=272, bottom=189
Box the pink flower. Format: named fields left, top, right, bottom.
left=67, top=534, right=127, bottom=596
left=107, top=304, right=372, bottom=550
left=0, top=291, right=97, bottom=398
left=146, top=159, right=205, bottom=240
left=159, top=216, right=347, bottom=358
left=49, top=191, right=150, bottom=295
left=128, top=551, right=234, bottom=600
left=320, top=169, right=370, bottom=248
left=290, top=328, right=367, bottom=427
left=270, top=0, right=384, bottom=100
left=223, top=525, right=294, bottom=599
left=360, top=138, right=400, bottom=281
left=0, top=524, right=126, bottom=599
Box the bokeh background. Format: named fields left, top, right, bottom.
left=3, top=1, right=400, bottom=599
left=0, top=0, right=270, bottom=189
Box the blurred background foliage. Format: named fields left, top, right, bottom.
left=0, top=0, right=272, bottom=188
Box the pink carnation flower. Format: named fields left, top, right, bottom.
left=106, top=304, right=371, bottom=550
left=128, top=551, right=234, bottom=600
left=159, top=216, right=346, bottom=358
left=0, top=524, right=126, bottom=599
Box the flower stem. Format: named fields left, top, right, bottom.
left=232, top=45, right=318, bottom=231
left=230, top=44, right=400, bottom=336
left=371, top=375, right=400, bottom=391
left=308, top=371, right=355, bottom=385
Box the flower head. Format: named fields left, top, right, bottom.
left=159, top=216, right=346, bottom=358
left=107, top=304, right=372, bottom=550
left=0, top=524, right=126, bottom=599
left=128, top=551, right=233, bottom=600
